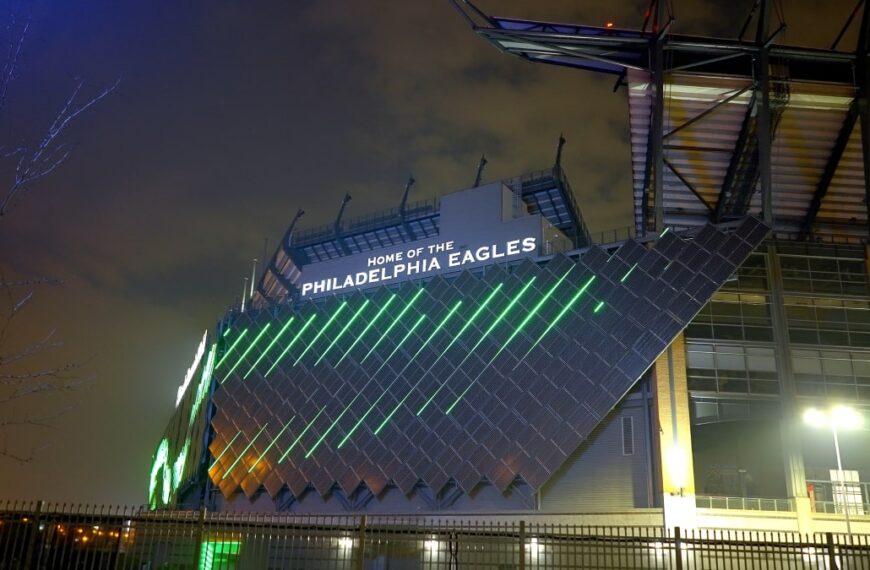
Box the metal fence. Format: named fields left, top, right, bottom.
left=1, top=501, right=869, bottom=569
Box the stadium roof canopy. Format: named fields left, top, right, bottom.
left=452, top=0, right=870, bottom=244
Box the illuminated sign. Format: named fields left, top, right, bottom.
left=175, top=330, right=208, bottom=407
left=300, top=237, right=536, bottom=296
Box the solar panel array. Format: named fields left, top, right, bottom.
left=208, top=217, right=768, bottom=500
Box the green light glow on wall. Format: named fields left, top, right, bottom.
left=660, top=226, right=670, bottom=237
left=362, top=287, right=425, bottom=363
left=266, top=313, right=318, bottom=376
left=222, top=327, right=232, bottom=338
left=247, top=416, right=295, bottom=473
left=516, top=274, right=596, bottom=365
left=370, top=300, right=464, bottom=436
left=415, top=283, right=504, bottom=416
left=211, top=430, right=242, bottom=467
left=172, top=437, right=190, bottom=491
left=334, top=294, right=397, bottom=367
left=443, top=269, right=574, bottom=415
left=419, top=278, right=536, bottom=416
left=223, top=323, right=272, bottom=380
left=221, top=423, right=269, bottom=481
left=315, top=299, right=371, bottom=366
left=292, top=301, right=348, bottom=366
left=200, top=541, right=241, bottom=570
left=594, top=300, right=605, bottom=313
left=148, top=438, right=169, bottom=509
left=340, top=302, right=460, bottom=445
left=278, top=407, right=326, bottom=463
left=189, top=343, right=217, bottom=428
left=309, top=313, right=428, bottom=457
left=215, top=329, right=248, bottom=369
left=620, top=263, right=637, bottom=283
left=244, top=317, right=295, bottom=378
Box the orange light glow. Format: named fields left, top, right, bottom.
left=605, top=21, right=614, bottom=28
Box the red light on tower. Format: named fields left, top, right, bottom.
left=605, top=21, right=614, bottom=29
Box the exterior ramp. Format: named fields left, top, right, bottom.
left=210, top=217, right=769, bottom=500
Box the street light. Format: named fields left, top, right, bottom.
left=802, top=405, right=865, bottom=536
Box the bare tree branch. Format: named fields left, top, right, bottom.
left=0, top=11, right=29, bottom=117
left=0, top=76, right=119, bottom=217
left=0, top=6, right=111, bottom=463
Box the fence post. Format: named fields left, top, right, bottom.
left=674, top=526, right=683, bottom=570
left=518, top=520, right=526, bottom=570
left=22, top=499, right=43, bottom=570
left=191, top=507, right=207, bottom=569
left=825, top=532, right=839, bottom=570
left=354, top=514, right=366, bottom=570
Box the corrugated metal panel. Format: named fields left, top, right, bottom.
left=628, top=71, right=868, bottom=241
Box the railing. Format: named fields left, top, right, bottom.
left=292, top=198, right=440, bottom=246
left=2, top=501, right=869, bottom=569
left=808, top=480, right=870, bottom=516
left=695, top=495, right=795, bottom=513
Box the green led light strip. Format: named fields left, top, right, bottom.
left=223, top=323, right=272, bottom=380
left=371, top=300, right=464, bottom=437
left=419, top=278, right=536, bottom=416
left=660, top=226, right=670, bottom=237
left=247, top=416, right=295, bottom=473
left=265, top=313, right=318, bottom=377
left=334, top=294, right=397, bottom=367
left=415, top=283, right=505, bottom=416
left=221, top=423, right=269, bottom=480
left=594, top=300, right=605, bottom=313
left=620, top=263, right=637, bottom=283
left=307, top=313, right=428, bottom=458
left=277, top=407, right=326, bottom=463
left=292, top=301, right=348, bottom=366
left=315, top=299, right=371, bottom=366
left=215, top=329, right=248, bottom=369
left=209, top=431, right=242, bottom=468
left=341, top=301, right=462, bottom=445
left=222, top=328, right=232, bottom=338
left=361, top=287, right=425, bottom=363
left=244, top=317, right=295, bottom=378
left=444, top=268, right=574, bottom=414
left=515, top=274, right=597, bottom=366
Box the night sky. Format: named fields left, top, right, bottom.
left=0, top=0, right=855, bottom=504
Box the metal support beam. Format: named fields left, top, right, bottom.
left=799, top=99, right=859, bottom=239
left=756, top=0, right=774, bottom=227
left=663, top=158, right=713, bottom=212
left=651, top=3, right=666, bottom=234
left=664, top=84, right=752, bottom=139
left=714, top=91, right=757, bottom=221
left=858, top=1, right=870, bottom=238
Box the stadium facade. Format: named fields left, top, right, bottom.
left=150, top=1, right=870, bottom=534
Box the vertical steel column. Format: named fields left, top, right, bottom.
left=756, top=0, right=774, bottom=226
left=651, top=2, right=665, bottom=234
left=857, top=2, right=870, bottom=237
left=766, top=245, right=809, bottom=510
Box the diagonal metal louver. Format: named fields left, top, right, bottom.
left=208, top=217, right=769, bottom=500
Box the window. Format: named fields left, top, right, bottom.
left=621, top=416, right=634, bottom=456
left=686, top=342, right=779, bottom=395
left=722, top=253, right=768, bottom=292
left=686, top=292, right=773, bottom=342
left=792, top=349, right=870, bottom=400
left=785, top=296, right=870, bottom=348
left=779, top=253, right=868, bottom=297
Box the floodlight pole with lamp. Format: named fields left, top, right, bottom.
left=803, top=405, right=864, bottom=538
left=829, top=417, right=852, bottom=537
